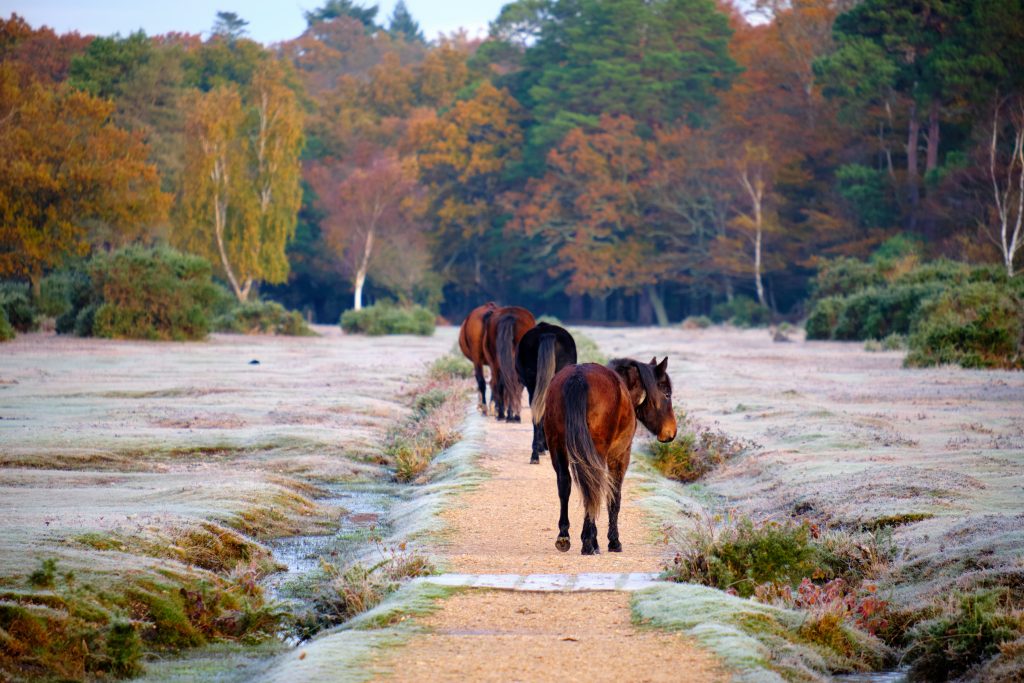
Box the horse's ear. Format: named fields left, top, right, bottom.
left=649, top=356, right=657, bottom=366
left=657, top=357, right=668, bottom=374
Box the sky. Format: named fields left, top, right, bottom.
left=7, top=0, right=507, bottom=44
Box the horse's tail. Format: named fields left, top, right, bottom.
left=531, top=333, right=557, bottom=425
left=497, top=314, right=522, bottom=414
left=562, top=370, right=610, bottom=520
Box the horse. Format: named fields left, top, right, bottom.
left=543, top=357, right=676, bottom=555
left=481, top=305, right=536, bottom=422
left=458, top=302, right=499, bottom=412
left=515, top=322, right=577, bottom=464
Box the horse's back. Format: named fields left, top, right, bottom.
left=545, top=363, right=635, bottom=456
left=516, top=322, right=577, bottom=390
left=459, top=302, right=497, bottom=363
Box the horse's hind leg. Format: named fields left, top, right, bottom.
left=554, top=454, right=571, bottom=551
left=530, top=422, right=543, bottom=463
left=581, top=514, right=599, bottom=555
left=474, top=363, right=487, bottom=413
left=607, top=478, right=623, bottom=552
left=607, top=460, right=626, bottom=552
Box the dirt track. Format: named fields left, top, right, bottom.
left=368, top=407, right=725, bottom=682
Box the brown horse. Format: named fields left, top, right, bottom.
left=458, top=302, right=499, bottom=411
left=481, top=305, right=536, bottom=422
left=543, top=357, right=676, bottom=555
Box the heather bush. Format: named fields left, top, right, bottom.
left=340, top=303, right=435, bottom=336
left=649, top=415, right=754, bottom=483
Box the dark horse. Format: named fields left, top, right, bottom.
left=482, top=305, right=536, bottom=422
left=543, top=357, right=676, bottom=554
left=515, top=322, right=577, bottom=464
left=458, top=302, right=499, bottom=411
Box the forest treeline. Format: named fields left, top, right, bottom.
left=2, top=0, right=1023, bottom=325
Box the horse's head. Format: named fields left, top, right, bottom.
left=610, top=357, right=677, bottom=442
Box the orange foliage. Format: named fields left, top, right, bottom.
left=0, top=64, right=169, bottom=285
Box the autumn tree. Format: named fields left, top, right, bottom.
left=0, top=64, right=169, bottom=290
left=308, top=154, right=422, bottom=309
left=408, top=81, right=524, bottom=293
left=175, top=60, right=304, bottom=302
left=514, top=115, right=667, bottom=319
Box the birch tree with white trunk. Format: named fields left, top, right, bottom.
left=987, top=96, right=1024, bottom=277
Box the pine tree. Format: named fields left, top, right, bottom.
left=388, top=0, right=424, bottom=43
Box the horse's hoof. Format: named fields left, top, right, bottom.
left=608, top=540, right=622, bottom=552
left=529, top=456, right=539, bottom=464
left=511, top=415, right=521, bottom=423
left=581, top=545, right=600, bottom=556
left=555, top=536, right=570, bottom=552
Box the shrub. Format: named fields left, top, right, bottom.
left=681, top=315, right=712, bottom=329
left=710, top=295, right=771, bottom=327
left=649, top=416, right=753, bottom=483
left=87, top=246, right=219, bottom=341
left=805, top=296, right=845, bottom=340
left=38, top=270, right=90, bottom=319
left=340, top=303, right=435, bottom=336
left=665, top=516, right=825, bottom=598
left=385, top=381, right=464, bottom=482
left=906, top=281, right=1024, bottom=369
left=0, top=307, right=13, bottom=342
left=0, top=281, right=37, bottom=332
left=573, top=329, right=607, bottom=364
left=906, top=589, right=1023, bottom=681
left=293, top=541, right=434, bottom=640
left=881, top=333, right=907, bottom=351
left=810, top=257, right=886, bottom=302
left=213, top=300, right=314, bottom=336
left=428, top=353, right=474, bottom=381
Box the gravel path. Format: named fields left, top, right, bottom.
left=368, top=409, right=725, bottom=681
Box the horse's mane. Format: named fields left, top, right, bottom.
left=607, top=358, right=660, bottom=410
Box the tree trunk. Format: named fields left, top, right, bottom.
left=754, top=223, right=766, bottom=307
left=568, top=294, right=584, bottom=320
left=645, top=285, right=669, bottom=327
left=925, top=97, right=940, bottom=175
left=590, top=294, right=608, bottom=322
left=353, top=229, right=375, bottom=311
left=637, top=293, right=653, bottom=325
left=906, top=100, right=920, bottom=230
left=614, top=294, right=625, bottom=322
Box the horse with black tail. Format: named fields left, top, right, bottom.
left=482, top=306, right=536, bottom=421
left=458, top=302, right=498, bottom=412
left=543, top=357, right=676, bottom=554
left=515, top=322, right=577, bottom=463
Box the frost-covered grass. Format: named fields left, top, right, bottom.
left=632, top=583, right=891, bottom=682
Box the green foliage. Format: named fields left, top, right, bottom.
left=810, top=257, right=886, bottom=302
left=573, top=329, right=607, bottom=365
left=292, top=542, right=433, bottom=640
left=0, top=306, right=13, bottom=342
left=665, top=517, right=826, bottom=598
left=906, top=589, right=1023, bottom=681
left=87, top=246, right=218, bottom=341
left=0, top=281, right=38, bottom=332
left=830, top=283, right=946, bottom=341
left=28, top=558, right=58, bottom=589
left=906, top=281, right=1024, bottom=370
left=105, top=621, right=143, bottom=678
left=384, top=381, right=464, bottom=483
left=709, top=295, right=771, bottom=327
left=648, top=416, right=753, bottom=483
left=39, top=269, right=91, bottom=320
left=212, top=300, right=314, bottom=336
left=428, top=354, right=474, bottom=381
left=340, top=303, right=435, bottom=336
left=836, top=164, right=897, bottom=229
